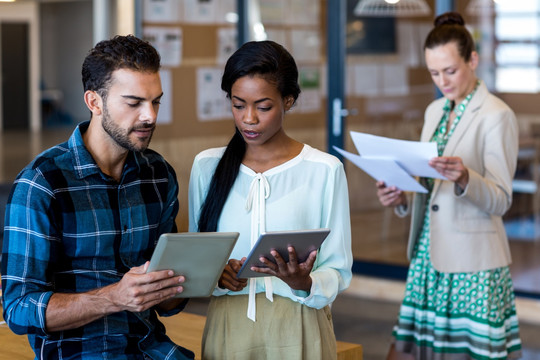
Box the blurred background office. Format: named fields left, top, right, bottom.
left=0, top=0, right=539, bottom=358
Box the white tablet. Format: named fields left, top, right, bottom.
left=236, top=228, right=331, bottom=279
left=147, top=232, right=239, bottom=298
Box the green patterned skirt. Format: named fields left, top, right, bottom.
left=393, top=210, right=522, bottom=359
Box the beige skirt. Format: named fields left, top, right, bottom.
left=201, top=293, right=337, bottom=360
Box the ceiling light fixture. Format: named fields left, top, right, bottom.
left=466, top=0, right=496, bottom=16
left=354, top=0, right=431, bottom=17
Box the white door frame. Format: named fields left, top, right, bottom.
left=0, top=2, right=40, bottom=132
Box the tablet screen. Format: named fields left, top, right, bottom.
left=147, top=232, right=239, bottom=297
left=236, top=228, right=330, bottom=278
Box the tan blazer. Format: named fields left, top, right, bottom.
left=397, top=81, right=519, bottom=273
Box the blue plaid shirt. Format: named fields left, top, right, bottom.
left=1, top=121, right=194, bottom=359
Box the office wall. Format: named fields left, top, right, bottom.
left=142, top=1, right=328, bottom=230
left=143, top=3, right=442, bottom=228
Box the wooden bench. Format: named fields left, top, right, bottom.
left=0, top=311, right=362, bottom=359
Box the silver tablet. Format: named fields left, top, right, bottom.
left=147, top=232, right=239, bottom=298
left=236, top=228, right=330, bottom=279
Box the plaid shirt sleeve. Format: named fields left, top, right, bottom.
left=1, top=167, right=58, bottom=336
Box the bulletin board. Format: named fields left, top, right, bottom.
left=141, top=0, right=327, bottom=140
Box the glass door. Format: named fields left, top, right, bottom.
left=336, top=0, right=434, bottom=275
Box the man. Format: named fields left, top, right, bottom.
left=1, top=35, right=194, bottom=359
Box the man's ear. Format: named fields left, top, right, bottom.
left=84, top=90, right=103, bottom=116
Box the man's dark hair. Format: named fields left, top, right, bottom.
left=81, top=35, right=161, bottom=99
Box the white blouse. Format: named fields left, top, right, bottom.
left=188, top=144, right=353, bottom=320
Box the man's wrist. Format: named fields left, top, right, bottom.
left=94, top=283, right=123, bottom=315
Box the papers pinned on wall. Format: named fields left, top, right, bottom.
left=196, top=67, right=230, bottom=121
left=143, top=27, right=183, bottom=68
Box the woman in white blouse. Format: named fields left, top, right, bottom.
left=188, top=40, right=352, bottom=360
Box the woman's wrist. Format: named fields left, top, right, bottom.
left=457, top=169, right=469, bottom=190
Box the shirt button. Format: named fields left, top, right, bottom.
left=431, top=204, right=439, bottom=211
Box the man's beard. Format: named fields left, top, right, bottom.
left=101, top=104, right=154, bottom=152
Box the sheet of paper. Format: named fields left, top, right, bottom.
left=217, top=0, right=236, bottom=24
left=265, top=29, right=288, bottom=49
left=350, top=131, right=446, bottom=180
left=182, top=0, right=217, bottom=24
left=143, top=0, right=181, bottom=23
left=334, top=147, right=427, bottom=193
left=143, top=27, right=182, bottom=68
left=217, top=27, right=237, bottom=64
left=157, top=69, right=172, bottom=124
left=397, top=22, right=420, bottom=67
left=297, top=67, right=321, bottom=113
left=196, top=67, right=230, bottom=121
left=286, top=0, right=319, bottom=25
left=259, top=0, right=286, bottom=24
left=351, top=64, right=379, bottom=97
left=291, top=29, right=320, bottom=63
left=382, top=64, right=409, bottom=96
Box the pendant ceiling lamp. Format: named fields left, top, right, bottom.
left=354, top=0, right=431, bottom=17
left=466, top=0, right=496, bottom=16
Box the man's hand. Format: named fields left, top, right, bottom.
left=105, top=261, right=185, bottom=313
left=45, top=262, right=185, bottom=332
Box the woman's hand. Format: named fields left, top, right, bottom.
left=218, top=258, right=248, bottom=291
left=429, top=156, right=469, bottom=190
left=251, top=246, right=316, bottom=292
left=376, top=181, right=406, bottom=207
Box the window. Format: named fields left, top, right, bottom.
left=495, top=0, right=540, bottom=92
